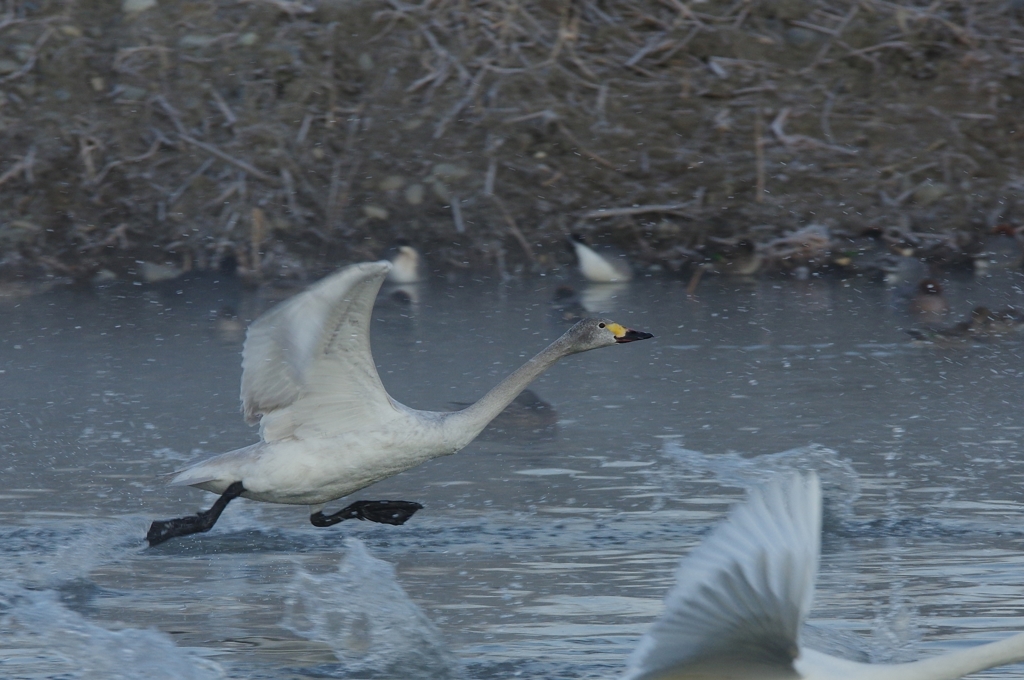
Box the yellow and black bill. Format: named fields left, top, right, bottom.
left=608, top=322, right=654, bottom=343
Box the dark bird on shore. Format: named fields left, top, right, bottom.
left=908, top=278, right=949, bottom=325
left=908, top=306, right=1024, bottom=344
left=704, top=238, right=763, bottom=276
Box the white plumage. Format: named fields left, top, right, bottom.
left=387, top=245, right=422, bottom=283
left=570, top=236, right=633, bottom=283
left=624, top=472, right=1024, bottom=680
left=162, top=261, right=651, bottom=514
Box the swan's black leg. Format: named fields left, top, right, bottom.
left=147, top=481, right=246, bottom=546
left=310, top=500, right=423, bottom=528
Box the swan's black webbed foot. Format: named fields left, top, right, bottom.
left=310, top=500, right=423, bottom=528
left=147, top=481, right=246, bottom=546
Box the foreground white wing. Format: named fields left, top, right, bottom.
left=240, top=261, right=398, bottom=442
left=624, top=472, right=821, bottom=680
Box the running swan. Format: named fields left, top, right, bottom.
left=623, top=472, right=1024, bottom=680
left=147, top=261, right=652, bottom=546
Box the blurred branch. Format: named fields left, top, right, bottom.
left=0, top=26, right=53, bottom=83
left=0, top=146, right=36, bottom=187
left=237, top=0, right=315, bottom=17
left=180, top=135, right=280, bottom=184
left=581, top=203, right=696, bottom=220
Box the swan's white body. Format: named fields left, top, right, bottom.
left=571, top=238, right=633, bottom=283
left=168, top=261, right=648, bottom=511
left=387, top=245, right=422, bottom=283
left=624, top=473, right=1024, bottom=680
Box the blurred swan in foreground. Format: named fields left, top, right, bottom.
left=624, top=472, right=1024, bottom=680
left=570, top=234, right=633, bottom=282
left=147, top=261, right=652, bottom=546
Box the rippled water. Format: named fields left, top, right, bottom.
left=1, top=267, right=1023, bottom=678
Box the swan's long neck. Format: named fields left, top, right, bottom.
left=442, top=336, right=572, bottom=448
left=806, top=632, right=1024, bottom=680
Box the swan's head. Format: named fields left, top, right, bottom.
left=563, top=318, right=653, bottom=353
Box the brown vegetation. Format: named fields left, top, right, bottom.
left=1, top=0, right=1023, bottom=283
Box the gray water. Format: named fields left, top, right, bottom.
left=1, top=266, right=1023, bottom=679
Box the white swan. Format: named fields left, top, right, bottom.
left=147, top=260, right=652, bottom=546
left=570, top=234, right=634, bottom=283
left=624, top=472, right=1024, bottom=680
left=387, top=244, right=422, bottom=283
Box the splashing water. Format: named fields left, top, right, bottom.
left=868, top=595, right=923, bottom=664
left=0, top=583, right=225, bottom=680
left=281, top=538, right=460, bottom=679
left=661, top=443, right=861, bottom=525
left=0, top=518, right=150, bottom=588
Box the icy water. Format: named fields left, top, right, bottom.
left=1, top=266, right=1023, bottom=679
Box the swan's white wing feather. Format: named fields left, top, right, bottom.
left=240, top=261, right=398, bottom=442
left=573, top=241, right=630, bottom=282
left=623, top=472, right=821, bottom=680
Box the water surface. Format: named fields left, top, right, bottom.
left=1, top=268, right=1023, bottom=678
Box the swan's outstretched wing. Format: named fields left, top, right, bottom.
left=623, top=472, right=821, bottom=680
left=240, top=261, right=398, bottom=442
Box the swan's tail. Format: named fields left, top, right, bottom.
left=160, top=445, right=261, bottom=489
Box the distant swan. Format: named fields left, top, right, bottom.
left=147, top=261, right=652, bottom=546
left=387, top=244, right=422, bottom=284
left=624, top=472, right=1024, bottom=680
left=570, top=234, right=633, bottom=283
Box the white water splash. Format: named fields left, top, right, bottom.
left=0, top=583, right=224, bottom=680
left=281, top=538, right=460, bottom=679
left=662, top=442, right=861, bottom=523
left=0, top=518, right=149, bottom=587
